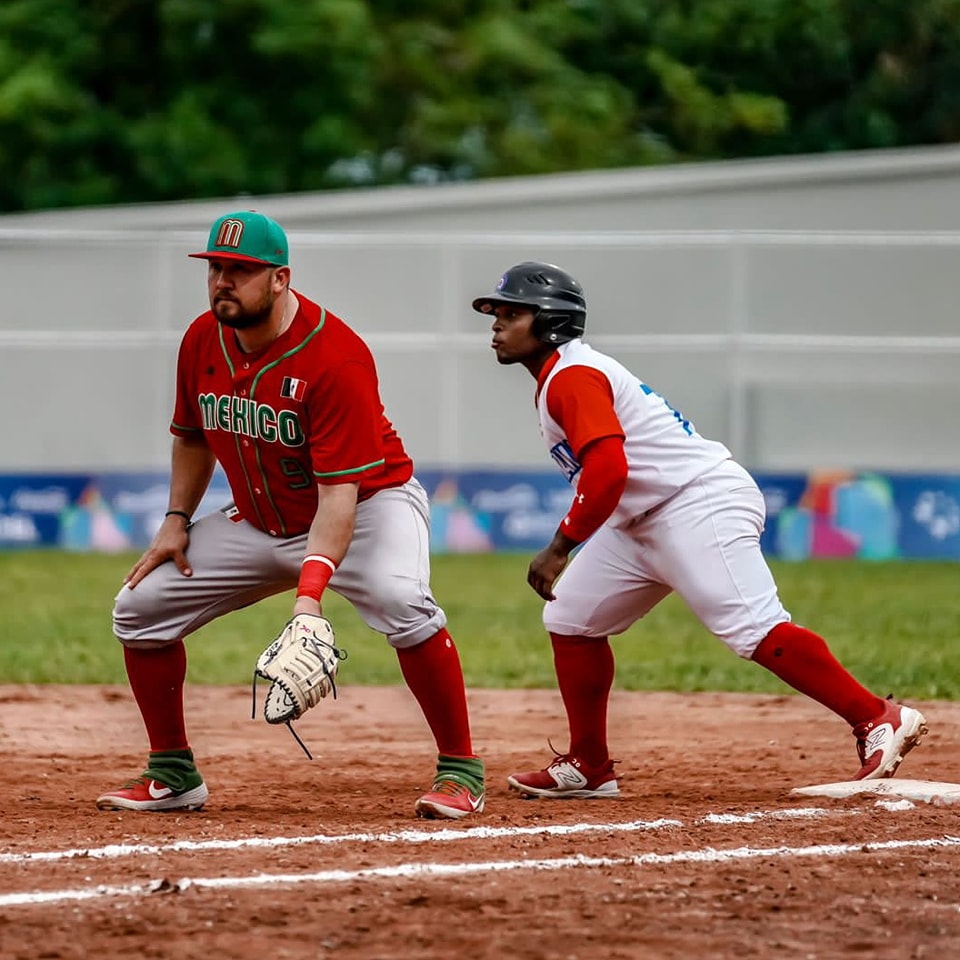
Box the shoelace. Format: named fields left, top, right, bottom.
left=545, top=738, right=572, bottom=766
left=120, top=774, right=151, bottom=790
left=430, top=778, right=475, bottom=798
left=544, top=740, right=617, bottom=773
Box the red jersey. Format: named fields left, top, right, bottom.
left=171, top=291, right=413, bottom=537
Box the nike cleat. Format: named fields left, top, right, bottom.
left=97, top=750, right=207, bottom=812
left=96, top=776, right=208, bottom=812
left=415, top=755, right=485, bottom=820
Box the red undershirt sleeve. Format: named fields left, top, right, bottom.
left=560, top=436, right=628, bottom=542
left=544, top=366, right=628, bottom=543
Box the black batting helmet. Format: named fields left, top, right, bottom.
left=472, top=261, right=586, bottom=344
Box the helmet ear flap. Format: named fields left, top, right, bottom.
left=539, top=323, right=562, bottom=344
left=535, top=311, right=585, bottom=345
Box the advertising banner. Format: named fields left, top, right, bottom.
left=0, top=471, right=233, bottom=553
left=1, top=469, right=958, bottom=560
left=760, top=471, right=960, bottom=561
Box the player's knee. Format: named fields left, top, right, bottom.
left=382, top=596, right=447, bottom=649
left=719, top=629, right=768, bottom=660
left=543, top=597, right=589, bottom=636
left=386, top=612, right=448, bottom=649
left=715, top=611, right=792, bottom=660
left=362, top=579, right=436, bottom=649
left=112, top=581, right=176, bottom=648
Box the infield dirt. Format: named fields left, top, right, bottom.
left=2, top=685, right=959, bottom=959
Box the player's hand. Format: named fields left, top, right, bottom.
left=527, top=550, right=563, bottom=600
left=527, top=530, right=580, bottom=601
left=123, top=516, right=193, bottom=588
left=527, top=546, right=568, bottom=601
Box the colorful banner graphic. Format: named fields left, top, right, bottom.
left=1, top=469, right=958, bottom=559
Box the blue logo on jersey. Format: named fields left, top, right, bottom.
left=640, top=382, right=693, bottom=435
left=549, top=440, right=581, bottom=483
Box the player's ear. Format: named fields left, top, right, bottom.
left=273, top=265, right=291, bottom=290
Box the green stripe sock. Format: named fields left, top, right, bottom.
left=144, top=749, right=204, bottom=792
left=436, top=755, right=485, bottom=794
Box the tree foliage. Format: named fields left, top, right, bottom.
left=1, top=0, right=959, bottom=212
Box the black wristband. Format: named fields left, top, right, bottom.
left=164, top=509, right=193, bottom=527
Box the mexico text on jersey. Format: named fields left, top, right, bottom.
left=197, top=394, right=304, bottom=445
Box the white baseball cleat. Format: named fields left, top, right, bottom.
left=853, top=699, right=928, bottom=780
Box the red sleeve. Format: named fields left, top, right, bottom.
left=306, top=360, right=386, bottom=483
left=560, top=436, right=628, bottom=543
left=545, top=366, right=625, bottom=457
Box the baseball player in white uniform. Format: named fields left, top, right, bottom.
left=472, top=261, right=928, bottom=798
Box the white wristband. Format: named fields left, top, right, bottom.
left=302, top=554, right=337, bottom=573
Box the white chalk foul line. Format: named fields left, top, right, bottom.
left=0, top=807, right=835, bottom=865
left=3, top=834, right=959, bottom=908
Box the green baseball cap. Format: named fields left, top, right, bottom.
left=189, top=210, right=289, bottom=266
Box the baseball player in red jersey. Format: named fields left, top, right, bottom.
left=96, top=211, right=484, bottom=819
left=472, top=261, right=928, bottom=798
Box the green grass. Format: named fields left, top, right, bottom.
left=0, top=551, right=957, bottom=699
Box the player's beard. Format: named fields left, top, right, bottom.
left=214, top=296, right=273, bottom=330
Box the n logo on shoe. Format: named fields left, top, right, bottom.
left=551, top=763, right=587, bottom=788
left=864, top=725, right=893, bottom=755
left=148, top=780, right=173, bottom=799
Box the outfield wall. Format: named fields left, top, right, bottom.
left=2, top=229, right=960, bottom=475
left=5, top=146, right=960, bottom=477
left=1, top=469, right=958, bottom=560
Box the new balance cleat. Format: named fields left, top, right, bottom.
left=415, top=755, right=485, bottom=820
left=97, top=749, right=208, bottom=812
left=853, top=699, right=928, bottom=781
left=507, top=753, right=619, bottom=799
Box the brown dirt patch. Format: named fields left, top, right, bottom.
left=1, top=685, right=959, bottom=959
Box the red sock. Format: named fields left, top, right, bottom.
left=396, top=628, right=475, bottom=758
left=123, top=642, right=190, bottom=752
left=551, top=632, right=614, bottom=768
left=751, top=622, right=886, bottom=727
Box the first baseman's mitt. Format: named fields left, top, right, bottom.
left=251, top=613, right=347, bottom=757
